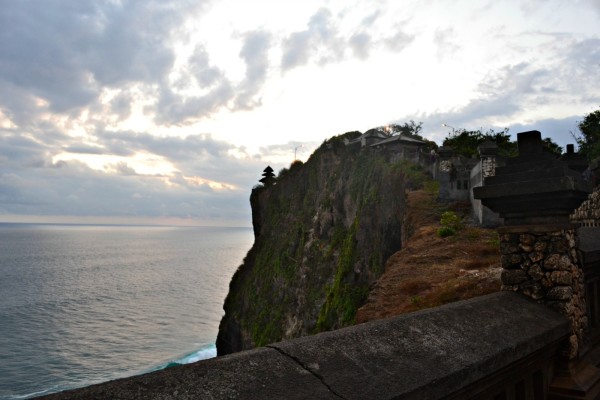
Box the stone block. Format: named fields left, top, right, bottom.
left=501, top=254, right=522, bottom=269
left=520, top=234, right=535, bottom=245
left=550, top=271, right=573, bottom=286
left=533, top=241, right=547, bottom=253
left=550, top=237, right=568, bottom=253
left=519, top=244, right=533, bottom=253
left=541, top=275, right=554, bottom=289
left=520, top=282, right=544, bottom=300
left=543, top=254, right=572, bottom=271
left=547, top=286, right=573, bottom=301
left=500, top=242, right=520, bottom=254
left=501, top=269, right=528, bottom=285
left=529, top=264, right=544, bottom=281
left=500, top=233, right=519, bottom=243
left=529, top=252, right=544, bottom=263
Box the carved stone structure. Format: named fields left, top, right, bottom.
left=474, top=130, right=600, bottom=399
left=470, top=141, right=503, bottom=227
left=436, top=146, right=479, bottom=202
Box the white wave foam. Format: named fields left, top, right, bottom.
left=173, top=344, right=217, bottom=364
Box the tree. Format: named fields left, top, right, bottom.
left=442, top=128, right=516, bottom=158
left=573, top=107, right=600, bottom=160
left=373, top=120, right=423, bottom=137
left=443, top=127, right=564, bottom=158
left=542, top=138, right=563, bottom=156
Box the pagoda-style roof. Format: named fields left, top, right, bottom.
left=473, top=131, right=591, bottom=226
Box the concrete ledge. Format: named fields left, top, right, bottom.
left=39, top=292, right=569, bottom=400
left=40, top=347, right=339, bottom=400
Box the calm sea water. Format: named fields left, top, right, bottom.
left=0, top=223, right=253, bottom=399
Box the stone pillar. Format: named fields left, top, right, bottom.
left=474, top=131, right=591, bottom=359
left=436, top=146, right=453, bottom=201
left=472, top=141, right=502, bottom=227
left=477, top=140, right=498, bottom=178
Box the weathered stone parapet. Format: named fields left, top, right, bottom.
left=499, top=227, right=586, bottom=359
left=39, top=293, right=569, bottom=400
left=571, top=187, right=600, bottom=227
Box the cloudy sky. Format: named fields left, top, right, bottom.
left=0, top=0, right=598, bottom=226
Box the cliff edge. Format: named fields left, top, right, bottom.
left=217, top=133, right=408, bottom=355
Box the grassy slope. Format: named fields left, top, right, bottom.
left=356, top=188, right=502, bottom=323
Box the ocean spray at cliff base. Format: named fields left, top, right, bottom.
left=151, top=344, right=217, bottom=371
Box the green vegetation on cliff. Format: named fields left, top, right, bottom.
left=217, top=132, right=421, bottom=354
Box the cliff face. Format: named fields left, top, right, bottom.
left=217, top=134, right=407, bottom=355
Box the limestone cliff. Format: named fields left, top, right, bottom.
left=217, top=132, right=407, bottom=355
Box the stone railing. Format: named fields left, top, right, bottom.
left=39, top=292, right=568, bottom=400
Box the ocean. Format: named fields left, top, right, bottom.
left=0, top=223, right=254, bottom=399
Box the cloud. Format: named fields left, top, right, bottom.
left=400, top=37, right=600, bottom=147
left=234, top=30, right=272, bottom=110
left=62, top=144, right=105, bottom=155
left=155, top=80, right=235, bottom=125
left=349, top=33, right=372, bottom=60
left=0, top=130, right=271, bottom=223
left=0, top=1, right=200, bottom=117
left=281, top=8, right=345, bottom=70
left=153, top=29, right=273, bottom=123
left=433, top=28, right=460, bottom=61
left=0, top=0, right=216, bottom=130
left=280, top=6, right=414, bottom=71
left=510, top=116, right=580, bottom=148
left=188, top=45, right=226, bottom=88
left=0, top=130, right=52, bottom=168
left=561, top=38, right=600, bottom=103
left=281, top=30, right=314, bottom=71
left=384, top=29, right=415, bottom=52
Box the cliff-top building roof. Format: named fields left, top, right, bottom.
left=345, top=129, right=428, bottom=148
left=370, top=134, right=428, bottom=147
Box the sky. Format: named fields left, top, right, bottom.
left=0, top=0, right=599, bottom=226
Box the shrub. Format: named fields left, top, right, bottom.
left=438, top=211, right=462, bottom=237
left=437, top=226, right=456, bottom=237
left=424, top=180, right=440, bottom=196
left=440, top=211, right=462, bottom=229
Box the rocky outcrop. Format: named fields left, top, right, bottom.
left=217, top=133, right=407, bottom=355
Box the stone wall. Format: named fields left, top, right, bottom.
left=499, top=228, right=586, bottom=360
left=498, top=187, right=600, bottom=360
left=571, top=186, right=600, bottom=227
left=39, top=293, right=569, bottom=400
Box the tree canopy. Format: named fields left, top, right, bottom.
left=442, top=128, right=563, bottom=158
left=442, top=128, right=515, bottom=158
left=574, top=107, right=600, bottom=160
left=374, top=120, right=423, bottom=137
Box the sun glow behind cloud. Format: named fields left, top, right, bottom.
left=52, top=151, right=177, bottom=176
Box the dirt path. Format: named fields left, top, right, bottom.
left=356, top=189, right=502, bottom=324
